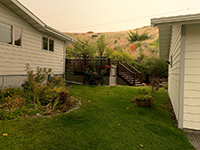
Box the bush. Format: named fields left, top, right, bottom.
left=127, top=30, right=150, bottom=43
left=163, top=84, right=168, bottom=90
left=92, top=34, right=98, bottom=37
left=109, top=51, right=135, bottom=65
left=149, top=59, right=168, bottom=78
left=130, top=58, right=168, bottom=83
left=0, top=65, right=78, bottom=120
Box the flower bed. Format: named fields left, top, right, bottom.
left=0, top=64, right=78, bottom=120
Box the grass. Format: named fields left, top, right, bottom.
left=0, top=85, right=194, bottom=150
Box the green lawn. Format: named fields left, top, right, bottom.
left=0, top=85, right=194, bottom=150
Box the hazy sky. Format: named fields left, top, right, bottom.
left=18, top=0, right=200, bottom=33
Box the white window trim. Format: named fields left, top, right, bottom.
left=42, top=36, right=54, bottom=52
left=0, top=21, right=22, bottom=47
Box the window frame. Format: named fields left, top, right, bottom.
left=42, top=36, right=54, bottom=52
left=14, top=26, right=22, bottom=46
left=0, top=21, right=22, bottom=47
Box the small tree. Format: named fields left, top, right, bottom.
left=96, top=35, right=106, bottom=58
left=66, top=38, right=96, bottom=59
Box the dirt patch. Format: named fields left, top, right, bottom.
left=166, top=92, right=178, bottom=127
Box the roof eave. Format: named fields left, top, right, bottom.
left=0, top=0, right=76, bottom=42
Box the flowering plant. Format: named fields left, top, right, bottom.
left=84, top=65, right=110, bottom=85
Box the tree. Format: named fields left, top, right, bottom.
left=66, top=38, right=96, bottom=59
left=96, top=35, right=106, bottom=58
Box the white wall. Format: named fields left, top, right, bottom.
left=184, top=23, right=200, bottom=130
left=109, top=65, right=117, bottom=86
left=0, top=3, right=65, bottom=77
left=168, top=25, right=182, bottom=119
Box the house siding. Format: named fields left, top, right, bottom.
left=0, top=3, right=65, bottom=78
left=184, top=23, right=200, bottom=130
left=168, top=25, right=182, bottom=119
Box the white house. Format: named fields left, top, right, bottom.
left=0, top=0, right=76, bottom=88
left=151, top=13, right=200, bottom=130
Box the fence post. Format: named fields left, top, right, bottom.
left=108, top=58, right=111, bottom=76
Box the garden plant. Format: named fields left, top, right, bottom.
left=0, top=64, right=78, bottom=120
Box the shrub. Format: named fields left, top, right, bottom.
left=109, top=51, right=135, bottom=65
left=149, top=59, right=168, bottom=78
left=163, top=84, right=168, bottom=90
left=103, top=48, right=115, bottom=58
left=1, top=96, right=26, bottom=109
left=21, top=63, right=52, bottom=103
left=127, top=30, right=150, bottom=43
left=87, top=31, right=94, bottom=34
left=92, top=34, right=98, bottom=37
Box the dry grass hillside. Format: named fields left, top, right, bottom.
left=65, top=26, right=159, bottom=58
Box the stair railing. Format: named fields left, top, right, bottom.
left=117, top=62, right=136, bottom=85
left=124, top=62, right=143, bottom=84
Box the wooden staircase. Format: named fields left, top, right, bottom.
left=117, top=62, right=143, bottom=86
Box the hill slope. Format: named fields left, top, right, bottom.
left=65, top=26, right=159, bottom=58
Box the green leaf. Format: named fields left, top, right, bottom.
left=52, top=97, right=60, bottom=110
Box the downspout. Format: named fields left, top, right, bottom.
left=178, top=25, right=186, bottom=129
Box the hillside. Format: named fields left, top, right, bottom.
left=65, top=26, right=159, bottom=58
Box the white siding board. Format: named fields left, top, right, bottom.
left=184, top=90, right=200, bottom=99
left=0, top=3, right=66, bottom=76
left=185, top=83, right=200, bottom=91
left=184, top=121, right=200, bottom=130
left=185, top=67, right=200, bottom=75
left=168, top=25, right=182, bottom=120
left=184, top=98, right=200, bottom=107
left=186, top=35, right=200, bottom=44
left=185, top=43, right=200, bottom=51
left=185, top=75, right=200, bottom=83
left=184, top=114, right=200, bottom=122
left=169, top=68, right=180, bottom=75
left=184, top=105, right=200, bottom=114
left=185, top=60, right=200, bottom=67
left=185, top=52, right=200, bottom=59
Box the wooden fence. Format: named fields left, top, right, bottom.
left=65, top=58, right=111, bottom=76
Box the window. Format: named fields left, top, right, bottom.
left=14, top=27, right=21, bottom=46
left=0, top=22, right=22, bottom=46
left=49, top=39, right=54, bottom=51
left=43, top=37, right=54, bottom=52
left=43, top=37, right=48, bottom=50
left=0, top=22, right=12, bottom=44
